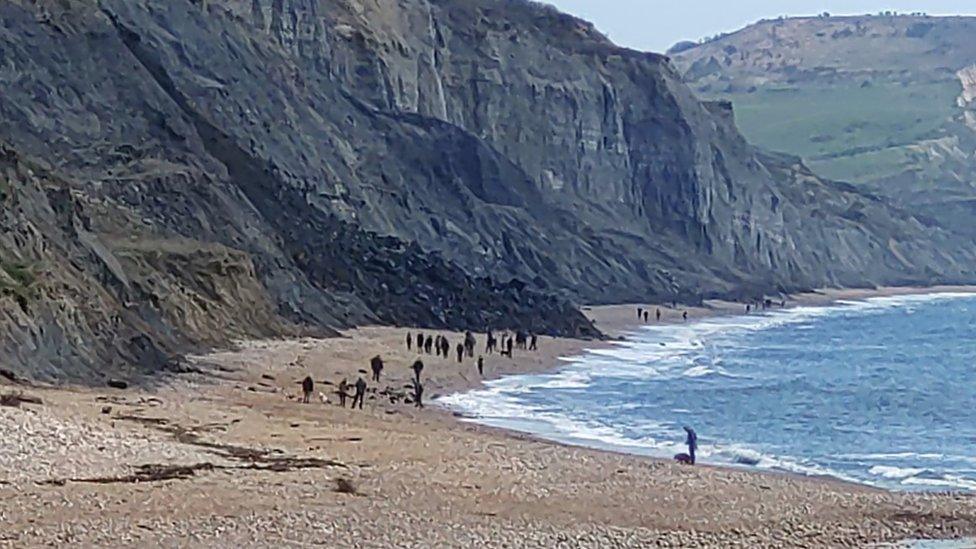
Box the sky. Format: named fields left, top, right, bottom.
left=545, top=1, right=976, bottom=53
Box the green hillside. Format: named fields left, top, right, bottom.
left=731, top=80, right=960, bottom=182
left=671, top=15, right=976, bottom=228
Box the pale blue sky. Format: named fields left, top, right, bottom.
left=546, top=1, right=976, bottom=52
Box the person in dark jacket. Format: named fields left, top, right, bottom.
left=301, top=375, right=314, bottom=404
left=351, top=377, right=367, bottom=410
left=370, top=355, right=384, bottom=382
left=674, top=426, right=698, bottom=465
left=411, top=360, right=424, bottom=384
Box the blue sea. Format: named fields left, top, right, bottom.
left=439, top=293, right=976, bottom=491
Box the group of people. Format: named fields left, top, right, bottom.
left=637, top=306, right=688, bottom=322
left=408, top=331, right=483, bottom=362
left=407, top=328, right=539, bottom=366
left=300, top=374, right=368, bottom=409
left=298, top=351, right=429, bottom=411
left=484, top=329, right=537, bottom=357
left=297, top=327, right=702, bottom=466
left=408, top=332, right=449, bottom=357
left=744, top=298, right=787, bottom=313
left=297, top=328, right=543, bottom=413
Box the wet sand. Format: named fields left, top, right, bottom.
left=2, top=286, right=976, bottom=547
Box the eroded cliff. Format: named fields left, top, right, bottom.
left=2, top=0, right=974, bottom=381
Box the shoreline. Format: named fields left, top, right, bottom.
left=436, top=284, right=976, bottom=491
left=3, top=285, right=976, bottom=546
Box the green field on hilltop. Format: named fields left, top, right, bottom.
left=719, top=80, right=961, bottom=182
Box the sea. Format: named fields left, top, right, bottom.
left=439, top=292, right=976, bottom=492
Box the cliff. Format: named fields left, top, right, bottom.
left=2, top=0, right=974, bottom=381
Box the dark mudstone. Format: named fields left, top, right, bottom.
left=0, top=0, right=974, bottom=385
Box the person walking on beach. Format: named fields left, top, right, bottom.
left=351, top=376, right=367, bottom=410
left=637, top=307, right=643, bottom=320
left=416, top=332, right=424, bottom=352
left=682, top=311, right=688, bottom=321
left=370, top=355, right=384, bottom=383
left=411, top=359, right=424, bottom=384
left=656, top=308, right=661, bottom=321
left=301, top=375, right=314, bottom=404
left=506, top=337, right=514, bottom=357
left=406, top=332, right=412, bottom=351
left=529, top=334, right=538, bottom=351
left=456, top=342, right=465, bottom=364
left=464, top=331, right=477, bottom=358
left=477, top=355, right=484, bottom=376
left=424, top=335, right=433, bottom=354
left=412, top=379, right=424, bottom=408
left=643, top=310, right=649, bottom=322
left=338, top=378, right=349, bottom=407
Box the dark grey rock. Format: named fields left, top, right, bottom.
left=107, top=379, right=129, bottom=390
left=0, top=0, right=974, bottom=383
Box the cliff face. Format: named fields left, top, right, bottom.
left=2, top=0, right=975, bottom=381
left=213, top=0, right=976, bottom=291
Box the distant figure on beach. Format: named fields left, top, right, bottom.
left=486, top=330, right=497, bottom=354
left=464, top=331, right=476, bottom=357
left=424, top=335, right=433, bottom=354
left=746, top=304, right=751, bottom=313
left=682, top=311, right=688, bottom=321
left=637, top=307, right=643, bottom=320
left=338, top=378, right=349, bottom=407
left=456, top=342, right=464, bottom=363
left=529, top=334, right=538, bottom=351
left=370, top=355, right=384, bottom=382
left=412, top=379, right=424, bottom=408
left=406, top=332, right=412, bottom=351
left=441, top=337, right=450, bottom=358
left=416, top=333, right=424, bottom=352
left=411, top=359, right=424, bottom=384
left=643, top=310, right=649, bottom=322
left=505, top=337, right=514, bottom=357
left=674, top=426, right=698, bottom=465
left=656, top=308, right=661, bottom=321
left=477, top=355, right=484, bottom=376
left=301, top=375, right=314, bottom=404
left=351, top=377, right=367, bottom=410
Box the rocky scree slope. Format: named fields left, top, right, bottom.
left=1, top=0, right=974, bottom=381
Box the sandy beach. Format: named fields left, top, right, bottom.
left=2, top=287, right=976, bottom=547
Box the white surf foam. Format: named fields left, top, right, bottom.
left=439, top=291, right=976, bottom=491
left=869, top=465, right=928, bottom=480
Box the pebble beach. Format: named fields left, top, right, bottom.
left=2, top=293, right=976, bottom=547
